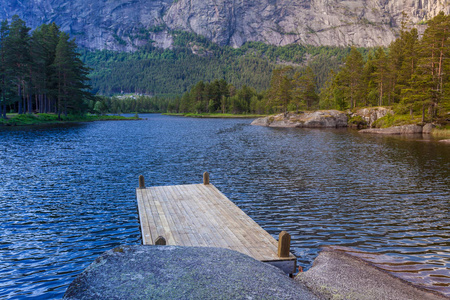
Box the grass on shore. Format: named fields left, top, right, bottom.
left=432, top=125, right=450, bottom=137
left=0, top=113, right=140, bottom=126
left=369, top=112, right=450, bottom=137
left=163, top=113, right=266, bottom=118
left=372, top=114, right=423, bottom=128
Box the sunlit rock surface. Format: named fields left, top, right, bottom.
left=251, top=110, right=348, bottom=128
left=352, top=107, right=394, bottom=128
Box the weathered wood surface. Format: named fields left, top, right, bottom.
left=136, top=184, right=296, bottom=267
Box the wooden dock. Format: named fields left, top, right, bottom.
left=136, top=173, right=297, bottom=274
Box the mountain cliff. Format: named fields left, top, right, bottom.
left=1, top=0, right=448, bottom=50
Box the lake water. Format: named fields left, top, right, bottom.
left=0, top=114, right=449, bottom=298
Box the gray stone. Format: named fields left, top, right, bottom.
left=297, top=247, right=448, bottom=300
left=64, top=245, right=319, bottom=300
left=359, top=124, right=424, bottom=135
left=353, top=107, right=394, bottom=128
left=251, top=110, right=348, bottom=128
left=0, top=0, right=449, bottom=50
left=422, top=123, right=435, bottom=134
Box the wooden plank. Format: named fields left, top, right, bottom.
left=159, top=185, right=193, bottom=246
left=172, top=185, right=210, bottom=247
left=136, top=189, right=152, bottom=244
left=140, top=189, right=161, bottom=245
left=188, top=184, right=251, bottom=254
left=205, top=185, right=296, bottom=260
left=143, top=188, right=166, bottom=244
left=197, top=184, right=285, bottom=260
left=192, top=184, right=262, bottom=259
left=164, top=185, right=201, bottom=247
left=152, top=186, right=182, bottom=245
left=178, top=184, right=229, bottom=248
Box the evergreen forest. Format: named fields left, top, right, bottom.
left=81, top=31, right=354, bottom=97
left=0, top=16, right=91, bottom=119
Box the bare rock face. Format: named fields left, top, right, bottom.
left=353, top=107, right=394, bottom=128
left=422, top=123, right=435, bottom=134
left=251, top=110, right=348, bottom=128
left=0, top=0, right=174, bottom=51
left=1, top=0, right=449, bottom=50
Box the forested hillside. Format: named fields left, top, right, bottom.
left=143, top=12, right=450, bottom=125
left=81, top=32, right=354, bottom=97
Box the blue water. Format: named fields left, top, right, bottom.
left=0, top=114, right=449, bottom=298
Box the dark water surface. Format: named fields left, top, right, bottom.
left=0, top=114, right=449, bottom=298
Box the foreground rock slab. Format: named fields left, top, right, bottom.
left=64, top=245, right=319, bottom=300
left=297, top=247, right=447, bottom=300
left=251, top=110, right=348, bottom=128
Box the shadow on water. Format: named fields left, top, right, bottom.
left=0, top=114, right=448, bottom=298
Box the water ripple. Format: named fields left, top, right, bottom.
left=0, top=115, right=449, bottom=298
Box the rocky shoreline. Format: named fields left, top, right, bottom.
left=251, top=110, right=348, bottom=128
left=251, top=108, right=443, bottom=136
left=251, top=108, right=394, bottom=129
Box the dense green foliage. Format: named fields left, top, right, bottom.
left=0, top=113, right=138, bottom=126
left=81, top=31, right=354, bottom=97
left=158, top=68, right=319, bottom=115
left=177, top=79, right=266, bottom=114
left=87, top=95, right=170, bottom=114
left=319, top=12, right=450, bottom=123
left=0, top=16, right=91, bottom=119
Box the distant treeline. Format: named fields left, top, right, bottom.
left=177, top=79, right=265, bottom=114
left=0, top=16, right=92, bottom=118
left=88, top=95, right=169, bottom=114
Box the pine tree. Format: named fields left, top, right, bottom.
left=31, top=23, right=60, bottom=113
left=52, top=32, right=91, bottom=118
left=336, top=46, right=364, bottom=109
left=361, top=52, right=377, bottom=106
left=373, top=47, right=389, bottom=106
left=291, top=67, right=318, bottom=110
left=0, top=20, right=10, bottom=118
left=402, top=12, right=450, bottom=122
left=267, top=67, right=292, bottom=112
left=418, top=12, right=450, bottom=120
left=319, top=70, right=337, bottom=109
left=5, top=15, right=31, bottom=114
left=398, top=28, right=420, bottom=117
